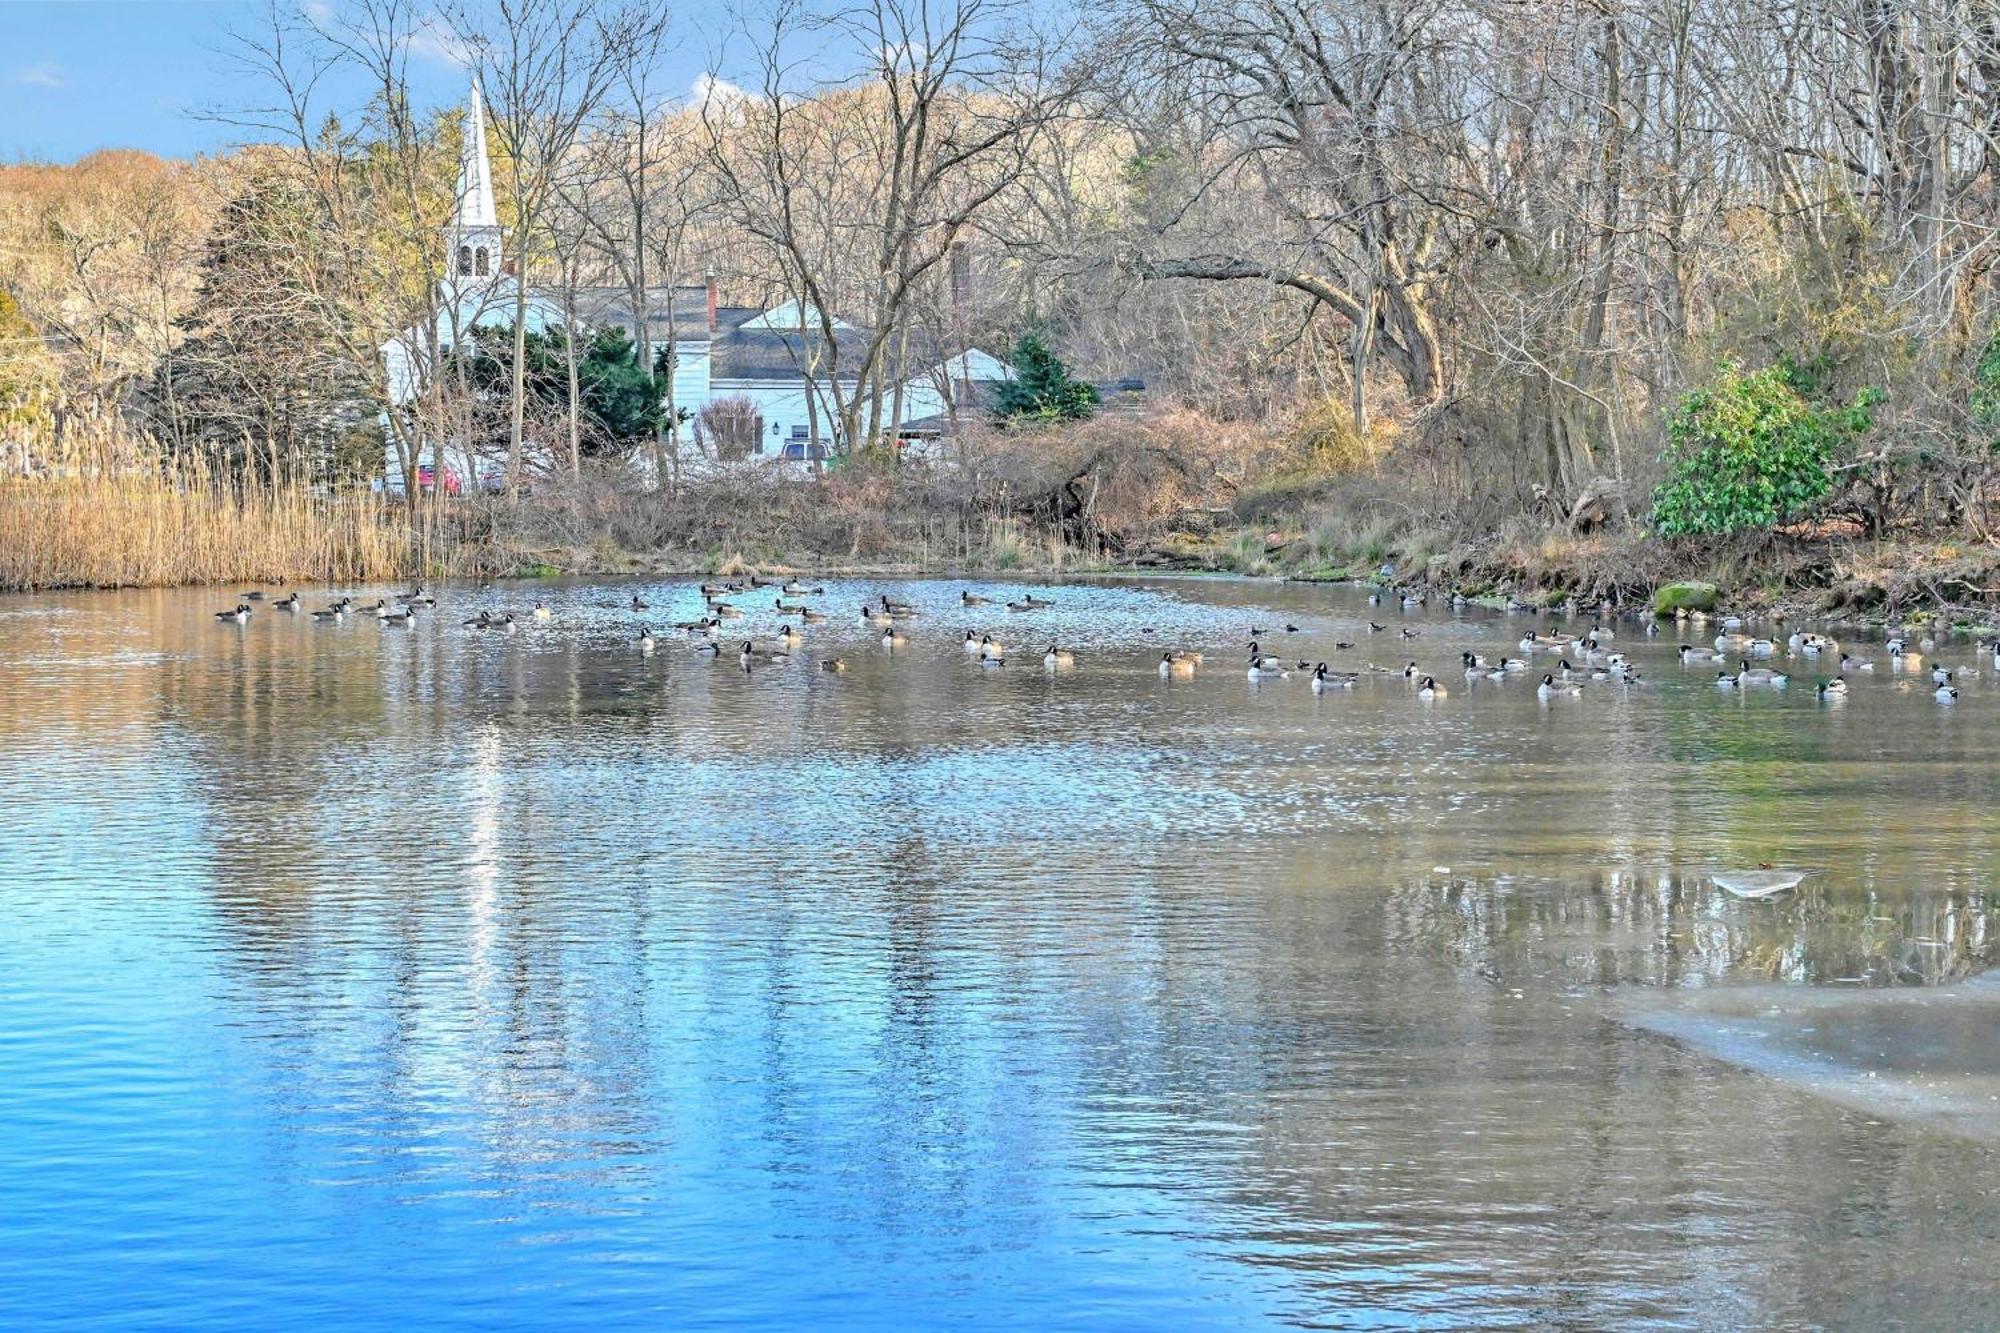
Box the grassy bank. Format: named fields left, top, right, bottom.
left=10, top=423, right=1999, bottom=635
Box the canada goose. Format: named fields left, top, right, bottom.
left=749, top=575, right=774, bottom=589
left=1450, top=594, right=1468, bottom=609
left=1815, top=679, right=1848, bottom=699
left=1367, top=591, right=1383, bottom=606
left=1249, top=643, right=1288, bottom=671
left=713, top=603, right=745, bottom=619
left=881, top=594, right=918, bottom=615
left=880, top=627, right=908, bottom=649
left=638, top=627, right=656, bottom=655
left=1367, top=622, right=1387, bottom=634
left=1159, top=652, right=1196, bottom=678
left=783, top=582, right=822, bottom=596
left=742, top=640, right=791, bottom=666
left=1716, top=670, right=1739, bottom=688
left=1043, top=645, right=1075, bottom=669
left=533, top=601, right=552, bottom=621
left=820, top=657, right=848, bottom=672
left=1022, top=594, right=1055, bottom=609
left=1932, top=665, right=1954, bottom=686
left=776, top=625, right=804, bottom=647
left=1589, top=624, right=1615, bottom=640
left=1499, top=656, right=1529, bottom=671
left=239, top=590, right=266, bottom=601
left=963, top=631, right=983, bottom=654
left=1839, top=653, right=1874, bottom=672
left=312, top=606, right=346, bottom=623
left=496, top=613, right=518, bottom=633
left=979, top=635, right=1005, bottom=661
left=962, top=590, right=992, bottom=606
left=1538, top=673, right=1582, bottom=700
left=1736, top=659, right=1788, bottom=685
left=215, top=603, right=252, bottom=623
left=1937, top=683, right=1960, bottom=702
left=359, top=599, right=389, bottom=618
left=1400, top=628, right=1421, bottom=640
left=699, top=583, right=728, bottom=598
left=862, top=604, right=893, bottom=626
left=1416, top=675, right=1445, bottom=700
left=1310, top=663, right=1357, bottom=693
left=775, top=598, right=808, bottom=613
left=1401, top=593, right=1424, bottom=608
left=1285, top=623, right=1302, bottom=633
left=1005, top=599, right=1034, bottom=612
left=630, top=595, right=649, bottom=611
left=1680, top=643, right=1719, bottom=662
left=798, top=608, right=827, bottom=624
left=694, top=639, right=720, bottom=657
left=380, top=606, right=416, bottom=626
left=1334, top=641, right=1356, bottom=651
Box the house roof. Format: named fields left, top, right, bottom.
left=709, top=310, right=880, bottom=383
left=896, top=377, right=1146, bottom=435
left=571, top=284, right=712, bottom=342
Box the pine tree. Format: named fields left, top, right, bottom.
left=991, top=332, right=1097, bottom=424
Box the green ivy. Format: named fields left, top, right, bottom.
left=1649, top=363, right=1877, bottom=537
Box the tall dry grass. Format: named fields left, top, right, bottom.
left=0, top=434, right=414, bottom=590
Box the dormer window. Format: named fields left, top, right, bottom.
left=457, top=245, right=473, bottom=276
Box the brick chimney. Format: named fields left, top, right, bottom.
left=705, top=269, right=718, bottom=333
left=949, top=243, right=972, bottom=311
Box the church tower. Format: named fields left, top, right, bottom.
left=448, top=79, right=502, bottom=284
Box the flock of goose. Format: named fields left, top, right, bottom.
left=210, top=581, right=1989, bottom=704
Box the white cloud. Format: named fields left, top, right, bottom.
left=409, top=17, right=473, bottom=68
left=692, top=72, right=747, bottom=109
left=15, top=63, right=66, bottom=90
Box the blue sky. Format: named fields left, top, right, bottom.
left=2, top=2, right=266, bottom=160
left=0, top=1, right=719, bottom=163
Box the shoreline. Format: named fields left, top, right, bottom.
left=14, top=530, right=2000, bottom=635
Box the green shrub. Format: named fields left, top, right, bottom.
left=1649, top=363, right=1876, bottom=537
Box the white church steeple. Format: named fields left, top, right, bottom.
left=448, top=79, right=502, bottom=283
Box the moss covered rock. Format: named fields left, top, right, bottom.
left=1652, top=581, right=1720, bottom=615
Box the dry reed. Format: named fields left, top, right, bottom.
left=0, top=437, right=413, bottom=590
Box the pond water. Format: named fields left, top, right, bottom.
left=4, top=574, right=2000, bottom=1330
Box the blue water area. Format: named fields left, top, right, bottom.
left=5, top=576, right=2000, bottom=1329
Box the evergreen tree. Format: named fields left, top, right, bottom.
left=991, top=332, right=1097, bottom=424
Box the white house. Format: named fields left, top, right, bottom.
left=382, top=82, right=1010, bottom=482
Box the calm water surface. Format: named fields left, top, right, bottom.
left=3, top=575, right=2000, bottom=1330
